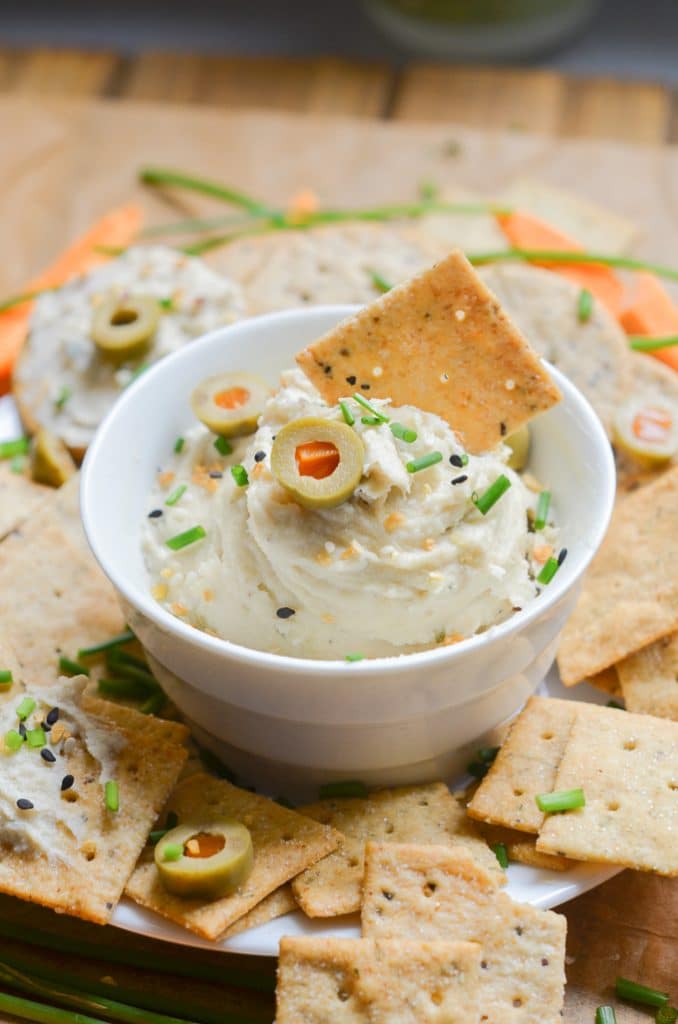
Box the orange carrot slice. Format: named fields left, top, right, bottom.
left=0, top=203, right=143, bottom=392
left=295, top=441, right=340, bottom=480
left=620, top=271, right=678, bottom=372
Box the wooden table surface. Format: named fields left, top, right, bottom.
left=0, top=49, right=676, bottom=1024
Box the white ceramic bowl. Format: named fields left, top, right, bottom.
left=81, top=306, right=615, bottom=791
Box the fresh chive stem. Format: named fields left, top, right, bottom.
left=0, top=987, right=112, bottom=1024
left=106, top=650, right=150, bottom=674
left=407, top=451, right=443, bottom=473
left=105, top=780, right=119, bottom=812
left=319, top=780, right=369, bottom=799
left=140, top=691, right=166, bottom=716
left=345, top=653, right=365, bottom=662
left=58, top=656, right=89, bottom=677
left=390, top=422, right=417, bottom=443
left=142, top=212, right=257, bottom=237
left=537, top=557, right=560, bottom=585
left=139, top=168, right=276, bottom=218
left=0, top=668, right=13, bottom=686
left=103, top=661, right=158, bottom=689
left=339, top=401, right=355, bottom=426
left=615, top=977, right=669, bottom=1008
left=595, top=1007, right=617, bottom=1024
left=353, top=393, right=389, bottom=422
left=16, top=697, right=36, bottom=721
left=166, top=525, right=207, bottom=550
left=468, top=248, right=678, bottom=281
left=231, top=465, right=249, bottom=487
left=98, top=677, right=158, bottom=700
left=165, top=484, right=187, bottom=507
left=536, top=788, right=585, bottom=813
left=78, top=631, right=135, bottom=659
left=492, top=843, right=509, bottom=869
left=214, top=435, right=233, bottom=456
left=369, top=270, right=392, bottom=293
left=577, top=288, right=594, bottom=323
left=629, top=335, right=678, bottom=351
left=473, top=474, right=511, bottom=515
left=361, top=416, right=382, bottom=425
left=0, top=437, right=30, bottom=458
left=534, top=490, right=551, bottom=531
left=174, top=437, right=185, bottom=453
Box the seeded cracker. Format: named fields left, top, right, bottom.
left=362, top=843, right=566, bottom=1024
left=557, top=466, right=678, bottom=686
left=276, top=935, right=481, bottom=1024
left=125, top=773, right=341, bottom=940
left=292, top=782, right=502, bottom=918
left=536, top=704, right=678, bottom=875
left=467, top=697, right=578, bottom=834
left=296, top=250, right=561, bottom=454
left=0, top=678, right=188, bottom=923
left=616, top=632, right=678, bottom=721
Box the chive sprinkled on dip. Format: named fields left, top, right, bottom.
left=166, top=525, right=207, bottom=551
left=406, top=451, right=443, bottom=473
left=0, top=669, right=13, bottom=689
left=473, top=474, right=511, bottom=515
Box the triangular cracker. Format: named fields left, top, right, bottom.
left=296, top=250, right=561, bottom=453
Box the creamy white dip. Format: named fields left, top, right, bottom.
left=15, top=246, right=245, bottom=453
left=143, top=371, right=558, bottom=660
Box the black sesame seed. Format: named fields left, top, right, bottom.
left=500, top=422, right=507, bottom=436
left=148, top=509, right=163, bottom=519
left=46, top=707, right=59, bottom=727
left=360, top=383, right=371, bottom=390
left=17, top=798, right=34, bottom=810
left=208, top=471, right=223, bottom=479
left=449, top=454, right=464, bottom=468
left=41, top=748, right=57, bottom=763
left=557, top=547, right=568, bottom=566
left=323, top=365, right=332, bottom=375
left=451, top=474, right=468, bottom=485
left=61, top=774, right=75, bottom=792
left=18, top=723, right=27, bottom=740
left=254, top=451, right=266, bottom=463
left=346, top=376, right=357, bottom=386
left=276, top=607, right=296, bottom=620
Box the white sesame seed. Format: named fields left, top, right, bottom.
left=440, top=373, right=449, bottom=383
left=372, top=366, right=383, bottom=377
left=324, top=541, right=336, bottom=553
left=454, top=309, right=466, bottom=322
left=505, top=378, right=515, bottom=391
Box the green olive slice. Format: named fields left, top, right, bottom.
left=31, top=429, right=77, bottom=487
left=155, top=819, right=254, bottom=900
left=270, top=416, right=364, bottom=509
left=91, top=293, right=160, bottom=361
left=505, top=424, right=530, bottom=471
left=190, top=372, right=268, bottom=438
left=613, top=399, right=677, bottom=466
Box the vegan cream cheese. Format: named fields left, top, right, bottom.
left=143, top=370, right=560, bottom=660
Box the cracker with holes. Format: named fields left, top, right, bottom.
left=0, top=677, right=188, bottom=924
left=467, top=697, right=578, bottom=834
left=276, top=935, right=481, bottom=1024
left=616, top=632, right=678, bottom=721
left=557, top=466, right=678, bottom=685
left=296, top=250, right=561, bottom=454
left=292, top=782, right=502, bottom=918
left=361, top=842, right=567, bottom=1024
left=536, top=704, right=678, bottom=876
left=125, top=773, right=342, bottom=940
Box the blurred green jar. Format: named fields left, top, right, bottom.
left=364, top=0, right=601, bottom=59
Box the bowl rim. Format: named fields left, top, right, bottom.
left=81, top=303, right=616, bottom=678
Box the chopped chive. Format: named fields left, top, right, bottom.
left=629, top=335, right=678, bottom=352
left=105, top=780, right=119, bottom=813
left=419, top=179, right=439, bottom=201
left=361, top=415, right=382, bottom=426
left=78, top=630, right=135, bottom=658
left=468, top=248, right=678, bottom=281
left=54, top=385, right=71, bottom=411
left=353, top=392, right=389, bottom=422
left=0, top=438, right=29, bottom=459
left=319, top=780, right=369, bottom=799
left=105, top=660, right=158, bottom=689
left=140, top=691, right=165, bottom=716
left=159, top=296, right=174, bottom=310
left=492, top=843, right=509, bottom=869
left=166, top=525, right=206, bottom=550
left=536, top=788, right=585, bottom=813
left=477, top=746, right=500, bottom=764
left=231, top=464, right=249, bottom=487
left=345, top=652, right=365, bottom=662
left=656, top=1009, right=678, bottom=1024
left=407, top=451, right=443, bottom=473
left=214, top=435, right=232, bottom=456
left=537, top=557, right=560, bottom=585
left=10, top=454, right=26, bottom=473
left=16, top=697, right=35, bottom=721
left=607, top=699, right=625, bottom=710
left=98, top=678, right=157, bottom=700
left=165, top=484, right=187, bottom=507
left=449, top=453, right=468, bottom=468
left=390, top=422, right=417, bottom=443
left=461, top=453, right=469, bottom=466
left=473, top=474, right=511, bottom=514
left=615, top=978, right=669, bottom=1009
left=339, top=400, right=355, bottom=426
left=0, top=669, right=13, bottom=689
left=369, top=269, right=392, bottom=293
left=26, top=728, right=46, bottom=748
left=577, top=288, right=594, bottom=323
left=534, top=490, right=551, bottom=530
left=595, top=1008, right=617, bottom=1024
left=162, top=842, right=183, bottom=861
left=107, top=649, right=148, bottom=672
left=58, top=656, right=89, bottom=677
left=173, top=436, right=185, bottom=453
left=4, top=730, right=23, bottom=751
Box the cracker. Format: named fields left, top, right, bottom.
left=467, top=697, right=578, bottom=834
left=585, top=667, right=621, bottom=696
left=297, top=250, right=561, bottom=454
left=478, top=263, right=631, bottom=435
left=222, top=883, right=296, bottom=939
left=0, top=474, right=125, bottom=687
left=292, top=782, right=502, bottom=918
left=276, top=935, right=481, bottom=1024
left=557, top=466, right=678, bottom=685
left=536, top=704, right=678, bottom=876
left=362, top=842, right=567, bottom=1024
left=0, top=678, right=188, bottom=924
left=214, top=222, right=441, bottom=316
left=616, top=632, right=678, bottom=721
left=125, top=773, right=342, bottom=940
left=0, top=463, right=50, bottom=541
left=477, top=824, right=575, bottom=872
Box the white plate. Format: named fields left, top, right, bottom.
left=0, top=396, right=620, bottom=957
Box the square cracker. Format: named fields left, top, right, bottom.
left=222, top=883, right=296, bottom=939
left=125, top=773, right=342, bottom=940
left=292, top=782, right=502, bottom=918
left=0, top=463, right=50, bottom=541
left=277, top=935, right=480, bottom=1024
left=295, top=249, right=561, bottom=454
left=616, top=632, right=678, bottom=721
left=476, top=824, right=575, bottom=872
left=557, top=466, right=678, bottom=685
left=362, top=842, right=567, bottom=1024
left=467, top=697, right=578, bottom=834
left=0, top=678, right=188, bottom=924
left=536, top=704, right=678, bottom=876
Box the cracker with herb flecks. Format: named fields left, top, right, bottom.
left=125, top=773, right=342, bottom=940
left=0, top=677, right=188, bottom=924
left=476, top=823, right=576, bottom=872
left=291, top=782, right=502, bottom=919
left=536, top=704, right=678, bottom=876
left=467, top=697, right=578, bottom=834
left=0, top=462, right=51, bottom=541
left=557, top=466, right=678, bottom=686
left=361, top=842, right=567, bottom=1024
left=616, top=632, right=678, bottom=721
left=0, top=474, right=125, bottom=687
left=296, top=250, right=561, bottom=454
left=276, top=935, right=481, bottom=1024
left=223, top=883, right=296, bottom=939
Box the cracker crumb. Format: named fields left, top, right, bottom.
left=340, top=544, right=358, bottom=560
left=533, top=544, right=553, bottom=565
left=251, top=462, right=269, bottom=480
left=50, top=722, right=67, bottom=745
left=384, top=512, right=405, bottom=533
left=203, top=589, right=214, bottom=603
left=151, top=583, right=168, bottom=601
left=157, top=471, right=175, bottom=489
left=423, top=537, right=435, bottom=551
left=171, top=602, right=188, bottom=617
left=455, top=309, right=466, bottom=322
left=442, top=632, right=464, bottom=646
left=321, top=613, right=335, bottom=624
left=315, top=551, right=332, bottom=565
left=160, top=567, right=174, bottom=580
